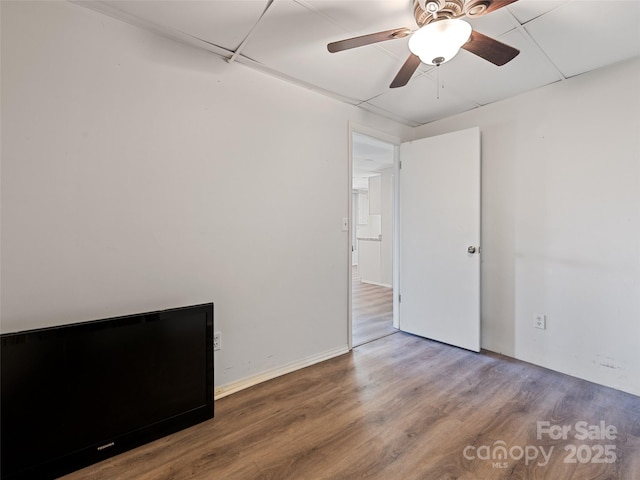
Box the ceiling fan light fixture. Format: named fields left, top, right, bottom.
left=408, top=19, right=472, bottom=65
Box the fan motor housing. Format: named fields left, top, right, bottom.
left=414, top=0, right=489, bottom=27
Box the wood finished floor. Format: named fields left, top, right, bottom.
left=64, top=333, right=640, bottom=480
left=352, top=266, right=397, bottom=347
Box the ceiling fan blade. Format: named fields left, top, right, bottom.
left=390, top=53, right=422, bottom=88
left=484, top=0, right=519, bottom=15
left=328, top=28, right=412, bottom=53
left=461, top=30, right=520, bottom=66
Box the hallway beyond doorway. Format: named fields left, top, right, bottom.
left=352, top=266, right=397, bottom=347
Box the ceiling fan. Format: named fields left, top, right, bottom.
left=327, top=0, right=520, bottom=88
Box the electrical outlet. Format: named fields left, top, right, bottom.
left=534, top=314, right=546, bottom=330
left=213, top=331, right=221, bottom=351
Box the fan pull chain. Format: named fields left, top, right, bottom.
left=436, top=65, right=440, bottom=100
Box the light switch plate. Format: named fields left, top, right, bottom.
left=534, top=314, right=546, bottom=330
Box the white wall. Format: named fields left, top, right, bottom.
left=380, top=167, right=394, bottom=287
left=413, top=57, right=640, bottom=396
left=0, top=1, right=411, bottom=393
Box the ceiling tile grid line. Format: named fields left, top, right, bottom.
left=75, top=0, right=369, bottom=107
left=509, top=0, right=571, bottom=24
left=72, top=0, right=640, bottom=128
left=502, top=7, right=568, bottom=82
left=292, top=0, right=431, bottom=91
left=295, top=0, right=419, bottom=64
left=73, top=0, right=236, bottom=59
left=357, top=102, right=423, bottom=128
left=227, top=0, right=276, bottom=63
left=517, top=25, right=568, bottom=82
left=346, top=2, right=564, bottom=123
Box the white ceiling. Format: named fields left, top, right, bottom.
left=78, top=0, right=640, bottom=128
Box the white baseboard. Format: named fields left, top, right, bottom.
left=214, top=345, right=350, bottom=400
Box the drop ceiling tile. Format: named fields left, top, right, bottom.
left=466, top=7, right=520, bottom=38
left=92, top=0, right=267, bottom=51
left=303, top=0, right=418, bottom=63
left=366, top=74, right=479, bottom=125
left=324, top=26, right=418, bottom=76
left=304, top=1, right=437, bottom=74
left=304, top=0, right=415, bottom=33
left=507, top=0, right=570, bottom=24
left=436, top=28, right=563, bottom=105
left=303, top=0, right=432, bottom=82
left=244, top=1, right=401, bottom=100
left=524, top=0, right=640, bottom=78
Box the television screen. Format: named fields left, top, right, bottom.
left=1, top=303, right=214, bottom=480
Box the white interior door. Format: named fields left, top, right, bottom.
left=399, top=127, right=481, bottom=352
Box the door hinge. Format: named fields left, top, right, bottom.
left=399, top=160, right=402, bottom=169
left=399, top=294, right=402, bottom=303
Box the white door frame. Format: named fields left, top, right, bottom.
left=347, top=122, right=402, bottom=350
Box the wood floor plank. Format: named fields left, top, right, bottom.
left=351, top=267, right=396, bottom=346
left=62, top=333, right=640, bottom=480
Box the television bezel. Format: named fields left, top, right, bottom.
left=0, top=302, right=214, bottom=480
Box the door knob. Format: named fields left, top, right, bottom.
left=467, top=246, right=477, bottom=254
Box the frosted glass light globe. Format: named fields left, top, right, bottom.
left=408, top=19, right=472, bottom=66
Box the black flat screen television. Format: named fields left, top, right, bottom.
left=1, top=303, right=214, bottom=480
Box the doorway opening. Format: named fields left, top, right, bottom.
left=350, top=131, right=398, bottom=347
